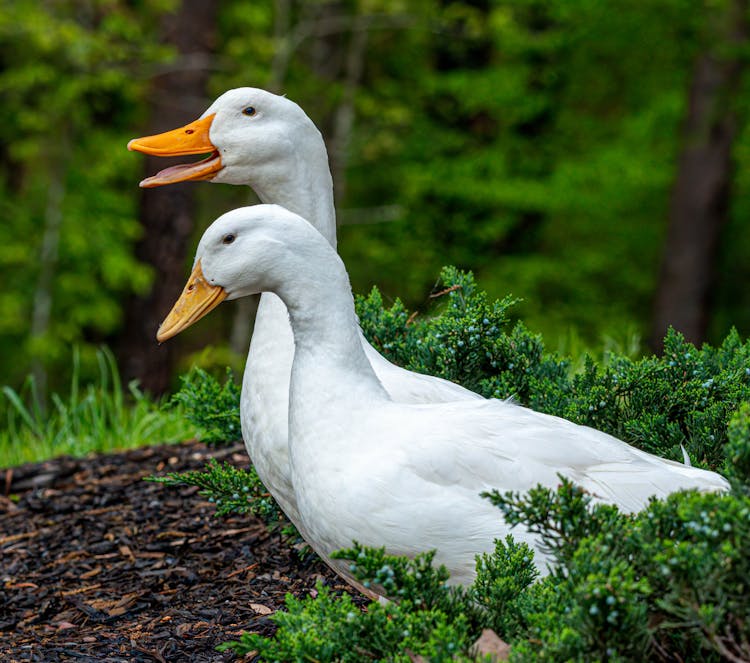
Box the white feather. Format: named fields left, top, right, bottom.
left=194, top=206, right=730, bottom=588
left=180, top=88, right=481, bottom=529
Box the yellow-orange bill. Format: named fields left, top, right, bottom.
left=128, top=114, right=216, bottom=156
left=127, top=113, right=223, bottom=187
left=157, top=260, right=227, bottom=343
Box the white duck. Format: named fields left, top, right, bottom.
left=128, top=88, right=482, bottom=526
left=157, top=205, right=730, bottom=585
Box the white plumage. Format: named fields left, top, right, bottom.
left=164, top=205, right=729, bottom=586
left=131, top=88, right=481, bottom=532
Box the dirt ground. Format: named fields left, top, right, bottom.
left=0, top=440, right=363, bottom=662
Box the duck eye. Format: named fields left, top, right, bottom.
left=222, top=233, right=236, bottom=245
left=242, top=106, right=256, bottom=117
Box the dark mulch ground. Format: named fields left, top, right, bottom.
left=0, top=441, right=362, bottom=662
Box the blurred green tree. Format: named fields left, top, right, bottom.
left=0, top=0, right=173, bottom=396
left=2, top=0, right=750, bottom=395
left=337, top=0, right=724, bottom=349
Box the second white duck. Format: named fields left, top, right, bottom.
left=128, top=87, right=482, bottom=529
left=158, top=205, right=730, bottom=586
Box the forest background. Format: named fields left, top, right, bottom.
left=2, top=0, right=750, bottom=401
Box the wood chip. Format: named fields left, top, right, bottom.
left=227, top=563, right=259, bottom=578
left=61, top=584, right=102, bottom=597
left=53, top=620, right=78, bottom=630
left=119, top=544, right=136, bottom=562
left=0, top=530, right=39, bottom=546
left=249, top=603, right=273, bottom=615
left=0, top=439, right=368, bottom=660
left=80, top=566, right=102, bottom=579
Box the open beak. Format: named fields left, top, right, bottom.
left=157, top=259, right=227, bottom=343
left=128, top=114, right=222, bottom=188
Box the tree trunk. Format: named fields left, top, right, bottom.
left=328, top=16, right=370, bottom=201
left=117, top=0, right=218, bottom=395
left=650, top=1, right=748, bottom=351
left=30, top=142, right=68, bottom=407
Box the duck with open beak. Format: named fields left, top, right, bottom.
left=127, top=114, right=222, bottom=188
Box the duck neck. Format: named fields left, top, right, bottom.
left=273, top=246, right=387, bottom=402
left=252, top=147, right=337, bottom=249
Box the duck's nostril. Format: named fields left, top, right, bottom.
left=185, top=129, right=194, bottom=135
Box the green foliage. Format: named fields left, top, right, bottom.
left=726, top=403, right=750, bottom=493
left=0, top=0, right=173, bottom=390
left=634, top=492, right=750, bottom=661
left=359, top=267, right=750, bottom=469
left=169, top=367, right=241, bottom=444
left=332, top=544, right=474, bottom=623
left=484, top=480, right=651, bottom=661
left=150, top=457, right=283, bottom=523
left=560, top=329, right=750, bottom=468
left=221, top=581, right=470, bottom=663
left=484, top=479, right=624, bottom=571
left=503, top=483, right=750, bottom=662
left=235, top=480, right=750, bottom=663
left=469, top=535, right=540, bottom=641
left=356, top=266, right=569, bottom=404
left=4, top=0, right=750, bottom=395
left=0, top=348, right=194, bottom=466
left=359, top=266, right=545, bottom=397
left=222, top=571, right=472, bottom=662
left=337, top=0, right=739, bottom=349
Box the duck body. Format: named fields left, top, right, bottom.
left=129, top=88, right=481, bottom=530
left=159, top=206, right=730, bottom=586
left=283, top=248, right=730, bottom=582
left=291, top=391, right=729, bottom=583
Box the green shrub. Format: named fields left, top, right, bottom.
left=160, top=266, right=750, bottom=661
left=470, top=536, right=540, bottom=641
left=227, top=481, right=750, bottom=662
left=726, top=403, right=750, bottom=493
left=358, top=267, right=750, bottom=468
left=356, top=266, right=569, bottom=402
left=172, top=266, right=750, bottom=467
left=331, top=544, right=477, bottom=623
left=169, top=366, right=241, bottom=444
left=221, top=555, right=473, bottom=663
left=149, top=458, right=282, bottom=522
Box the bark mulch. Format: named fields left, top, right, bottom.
left=0, top=440, right=363, bottom=662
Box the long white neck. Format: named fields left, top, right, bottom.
left=272, top=242, right=387, bottom=402
left=251, top=143, right=337, bottom=249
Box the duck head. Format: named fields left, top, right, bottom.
left=156, top=204, right=316, bottom=342
left=128, top=87, right=325, bottom=189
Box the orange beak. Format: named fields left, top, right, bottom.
left=157, top=259, right=228, bottom=343
left=128, top=114, right=223, bottom=188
